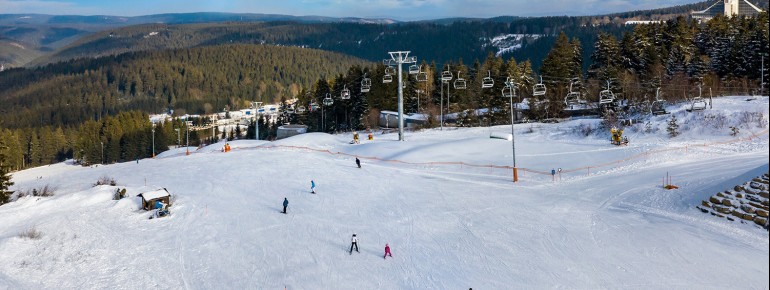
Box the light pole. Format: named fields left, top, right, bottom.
left=384, top=51, right=417, bottom=141
left=152, top=125, right=156, bottom=158
left=439, top=66, right=452, bottom=130
left=505, top=80, right=519, bottom=183
left=185, top=121, right=190, bottom=156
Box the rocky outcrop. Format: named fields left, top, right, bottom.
left=698, top=172, right=769, bottom=230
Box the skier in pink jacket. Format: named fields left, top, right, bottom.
left=383, top=243, right=392, bottom=259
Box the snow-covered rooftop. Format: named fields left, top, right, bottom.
left=138, top=189, right=169, bottom=200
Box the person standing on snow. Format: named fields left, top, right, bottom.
left=311, top=180, right=316, bottom=194
left=282, top=198, right=289, bottom=214
left=384, top=243, right=392, bottom=259
left=355, top=157, right=361, bottom=168
left=349, top=233, right=359, bottom=254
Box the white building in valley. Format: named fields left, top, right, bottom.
left=692, top=0, right=764, bottom=21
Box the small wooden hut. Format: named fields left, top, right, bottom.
left=138, top=188, right=171, bottom=211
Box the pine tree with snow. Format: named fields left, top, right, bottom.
left=0, top=140, right=15, bottom=205
left=667, top=115, right=679, bottom=138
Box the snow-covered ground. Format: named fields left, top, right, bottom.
left=1, top=96, right=768, bottom=289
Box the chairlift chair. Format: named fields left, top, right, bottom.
left=688, top=97, right=707, bottom=112
left=501, top=79, right=517, bottom=99
left=532, top=76, right=546, bottom=96
left=651, top=100, right=666, bottom=115
left=454, top=71, right=466, bottom=89
left=650, top=87, right=667, bottom=115
left=481, top=71, right=494, bottom=89
left=564, top=79, right=583, bottom=106
left=323, top=93, right=334, bottom=106
left=686, top=85, right=708, bottom=112
left=361, top=74, right=372, bottom=93
left=441, top=66, right=453, bottom=81
left=599, top=80, right=615, bottom=105
left=382, top=74, right=393, bottom=84
left=599, top=89, right=615, bottom=104
left=415, top=65, right=428, bottom=82
left=385, top=66, right=396, bottom=76
left=309, top=101, right=319, bottom=111
left=341, top=85, right=351, bottom=100
left=408, top=64, right=419, bottom=75
left=286, top=106, right=295, bottom=114
left=296, top=105, right=307, bottom=113
left=564, top=92, right=583, bottom=107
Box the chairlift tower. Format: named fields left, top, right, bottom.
left=384, top=51, right=417, bottom=141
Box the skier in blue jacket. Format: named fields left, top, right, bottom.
left=311, top=180, right=316, bottom=194
left=282, top=198, right=289, bottom=214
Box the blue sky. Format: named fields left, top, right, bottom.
left=1, top=0, right=703, bottom=20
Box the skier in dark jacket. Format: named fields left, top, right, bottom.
left=349, top=233, right=359, bottom=254
left=282, top=198, right=289, bottom=214
left=355, top=157, right=361, bottom=168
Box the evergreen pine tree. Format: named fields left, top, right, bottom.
left=667, top=115, right=679, bottom=138
left=0, top=140, right=15, bottom=205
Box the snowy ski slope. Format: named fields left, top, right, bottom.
left=1, top=96, right=768, bottom=289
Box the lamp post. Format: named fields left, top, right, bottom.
left=152, top=125, right=156, bottom=158
left=505, top=80, right=519, bottom=183
left=185, top=121, right=190, bottom=156
left=384, top=51, right=417, bottom=141
left=439, top=68, right=452, bottom=131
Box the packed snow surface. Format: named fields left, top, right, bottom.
left=1, top=96, right=768, bottom=289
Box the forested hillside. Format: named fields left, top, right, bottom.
left=0, top=44, right=369, bottom=128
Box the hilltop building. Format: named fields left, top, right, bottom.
left=692, top=0, right=764, bottom=21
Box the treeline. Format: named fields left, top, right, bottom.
left=36, top=16, right=634, bottom=73
left=0, top=44, right=369, bottom=129
left=0, top=111, right=206, bottom=170
left=292, top=13, right=769, bottom=130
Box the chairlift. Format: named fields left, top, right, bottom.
left=383, top=74, right=393, bottom=84
left=650, top=87, right=667, bottom=115
left=598, top=81, right=615, bottom=105
left=408, top=64, right=419, bottom=75
left=501, top=78, right=517, bottom=99
left=688, top=97, right=707, bottom=111
left=533, top=75, right=546, bottom=96
left=441, top=66, right=453, bottom=81
left=341, top=85, right=351, bottom=100
left=454, top=71, right=466, bottom=90
left=686, top=85, right=708, bottom=112
left=296, top=105, right=306, bottom=113
left=385, top=66, right=396, bottom=76
left=564, top=79, right=583, bottom=106
left=361, top=74, right=371, bottom=93
left=415, top=65, right=428, bottom=82
left=323, top=93, right=334, bottom=106
left=309, top=101, right=319, bottom=111
left=481, top=71, right=494, bottom=89
left=564, top=92, right=583, bottom=107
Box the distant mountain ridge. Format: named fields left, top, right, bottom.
left=2, top=1, right=769, bottom=68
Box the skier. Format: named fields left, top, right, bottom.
left=355, top=157, right=361, bottom=168
left=282, top=197, right=289, bottom=214
left=154, top=200, right=168, bottom=218
left=349, top=233, right=359, bottom=254
left=311, top=180, right=316, bottom=194
left=383, top=243, right=392, bottom=259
